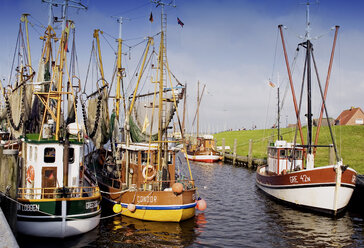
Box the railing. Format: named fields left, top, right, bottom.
left=18, top=186, right=100, bottom=200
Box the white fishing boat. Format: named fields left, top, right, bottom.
left=1, top=0, right=101, bottom=237
left=256, top=2, right=356, bottom=216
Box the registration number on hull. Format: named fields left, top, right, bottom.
left=289, top=174, right=311, bottom=184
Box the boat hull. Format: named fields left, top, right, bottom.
left=17, top=196, right=101, bottom=238
left=185, top=152, right=221, bottom=163
left=100, top=184, right=197, bottom=222
left=256, top=165, right=356, bottom=215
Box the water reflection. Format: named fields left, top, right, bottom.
left=258, top=188, right=363, bottom=247
left=95, top=214, right=200, bottom=247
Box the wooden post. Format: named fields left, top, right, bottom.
left=222, top=138, right=225, bottom=162
left=248, top=139, right=253, bottom=168
left=329, top=144, right=335, bottom=165
left=233, top=139, right=237, bottom=165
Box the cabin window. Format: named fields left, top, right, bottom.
left=279, top=150, right=286, bottom=158
left=44, top=148, right=56, bottom=163
left=29, top=146, right=33, bottom=161
left=34, top=147, right=38, bottom=162
left=295, top=150, right=302, bottom=159
left=69, top=148, right=75, bottom=163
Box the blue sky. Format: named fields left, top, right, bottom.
left=1, top=0, right=364, bottom=133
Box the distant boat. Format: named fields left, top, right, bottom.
left=186, top=135, right=221, bottom=163
left=185, top=81, right=221, bottom=163
left=256, top=2, right=356, bottom=216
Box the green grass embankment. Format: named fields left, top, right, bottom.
left=213, top=125, right=364, bottom=174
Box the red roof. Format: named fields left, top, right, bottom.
left=336, top=107, right=364, bottom=125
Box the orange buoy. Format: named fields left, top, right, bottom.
left=127, top=203, right=136, bottom=212
left=196, top=199, right=207, bottom=211
left=172, top=183, right=184, bottom=194
left=26, top=165, right=35, bottom=183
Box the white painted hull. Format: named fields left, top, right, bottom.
left=256, top=165, right=357, bottom=215
left=256, top=183, right=354, bottom=213
left=17, top=211, right=101, bottom=238
left=184, top=153, right=221, bottom=163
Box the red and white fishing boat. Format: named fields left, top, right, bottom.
left=256, top=3, right=356, bottom=216
left=185, top=135, right=221, bottom=163
left=184, top=82, right=221, bottom=163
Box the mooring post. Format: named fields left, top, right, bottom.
left=248, top=139, right=253, bottom=168
left=329, top=144, right=335, bottom=165
left=222, top=138, right=225, bottom=162
left=233, top=139, right=237, bottom=165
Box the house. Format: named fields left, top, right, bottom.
left=335, top=107, right=364, bottom=125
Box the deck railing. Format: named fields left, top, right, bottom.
left=18, top=186, right=100, bottom=200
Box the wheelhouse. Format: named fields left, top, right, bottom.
left=267, top=140, right=304, bottom=174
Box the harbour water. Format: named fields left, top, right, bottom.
left=17, top=153, right=364, bottom=247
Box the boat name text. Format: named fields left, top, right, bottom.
left=137, top=195, right=157, bottom=203
left=18, top=204, right=40, bottom=212
left=86, top=201, right=98, bottom=209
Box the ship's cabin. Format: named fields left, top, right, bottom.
left=267, top=140, right=303, bottom=174
left=108, top=143, right=177, bottom=191
left=21, top=134, right=84, bottom=199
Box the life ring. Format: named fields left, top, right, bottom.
left=142, top=165, right=156, bottom=181
left=26, top=165, right=35, bottom=183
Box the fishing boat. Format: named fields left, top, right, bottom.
left=2, top=1, right=101, bottom=238
left=256, top=3, right=357, bottom=216
left=83, top=1, right=201, bottom=222
left=185, top=81, right=221, bottom=163
left=185, top=135, right=221, bottom=163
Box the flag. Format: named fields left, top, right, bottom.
left=268, top=81, right=275, bottom=88
left=142, top=115, right=150, bottom=133
left=149, top=12, right=153, bottom=22
left=177, top=17, right=184, bottom=27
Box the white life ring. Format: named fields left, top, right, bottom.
left=142, top=165, right=156, bottom=181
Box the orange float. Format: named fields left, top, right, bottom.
left=196, top=198, right=207, bottom=211
left=26, top=165, right=35, bottom=183
left=172, top=183, right=184, bottom=194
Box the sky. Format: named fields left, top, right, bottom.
left=1, top=0, right=364, bottom=134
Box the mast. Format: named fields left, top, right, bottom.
left=152, top=0, right=176, bottom=176
left=115, top=16, right=124, bottom=120
left=277, top=86, right=280, bottom=140
left=303, top=1, right=314, bottom=169
left=21, top=14, right=32, bottom=75
left=197, top=81, right=199, bottom=138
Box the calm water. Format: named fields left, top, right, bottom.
left=17, top=153, right=364, bottom=247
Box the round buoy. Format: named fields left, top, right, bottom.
left=172, top=183, right=184, bottom=194
left=196, top=199, right=207, bottom=211
left=127, top=203, right=136, bottom=212
left=113, top=204, right=122, bottom=213
left=26, top=165, right=35, bottom=184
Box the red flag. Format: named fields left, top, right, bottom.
left=149, top=12, right=153, bottom=22
left=177, top=17, right=184, bottom=27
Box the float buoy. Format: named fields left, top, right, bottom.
left=26, top=165, right=35, bottom=184
left=113, top=204, right=122, bottom=213
left=172, top=183, right=184, bottom=194
left=196, top=198, right=207, bottom=211
left=127, top=203, right=136, bottom=212
left=142, top=165, right=156, bottom=181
